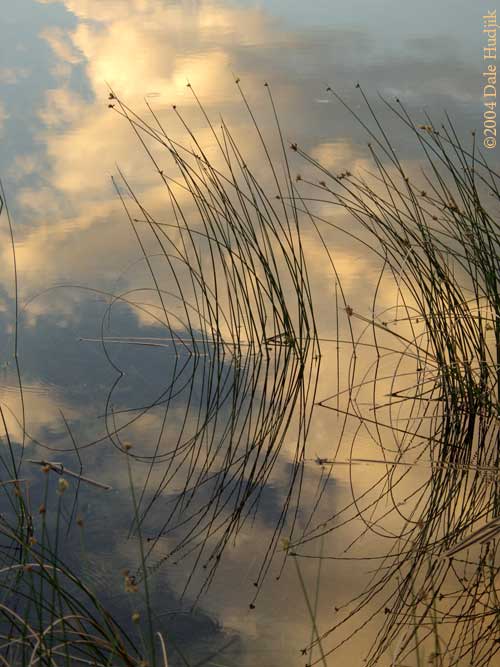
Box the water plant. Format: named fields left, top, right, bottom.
left=289, top=88, right=500, bottom=666
left=2, top=78, right=500, bottom=666
left=107, top=82, right=500, bottom=664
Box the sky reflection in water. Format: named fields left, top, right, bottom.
left=0, top=1, right=487, bottom=664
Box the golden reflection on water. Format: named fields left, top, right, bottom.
left=0, top=1, right=492, bottom=665
left=3, top=0, right=376, bottom=307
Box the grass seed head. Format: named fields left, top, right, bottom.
left=57, top=478, right=69, bottom=495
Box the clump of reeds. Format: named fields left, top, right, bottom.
left=103, top=84, right=321, bottom=605
left=289, top=89, right=500, bottom=666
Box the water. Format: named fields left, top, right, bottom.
left=0, top=2, right=493, bottom=665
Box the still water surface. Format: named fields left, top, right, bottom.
left=0, top=1, right=489, bottom=664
